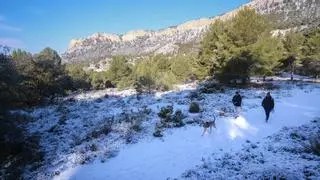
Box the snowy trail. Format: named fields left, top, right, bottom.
left=57, top=88, right=320, bottom=180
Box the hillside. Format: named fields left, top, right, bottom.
left=18, top=80, right=320, bottom=179
left=62, top=0, right=320, bottom=64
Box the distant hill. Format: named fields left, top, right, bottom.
left=62, top=0, right=320, bottom=64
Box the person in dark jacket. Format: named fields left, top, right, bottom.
left=232, top=91, right=242, bottom=117
left=262, top=92, right=274, bottom=123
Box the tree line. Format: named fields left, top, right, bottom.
left=196, top=7, right=320, bottom=82
left=1, top=47, right=72, bottom=111
left=67, top=54, right=197, bottom=93
left=0, top=47, right=196, bottom=110
left=1, top=8, right=319, bottom=111
left=81, top=8, right=320, bottom=91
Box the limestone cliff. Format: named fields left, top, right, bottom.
left=62, top=0, right=320, bottom=63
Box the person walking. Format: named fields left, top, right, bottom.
left=232, top=91, right=242, bottom=118
left=262, top=92, right=274, bottom=123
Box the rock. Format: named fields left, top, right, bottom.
left=62, top=0, right=320, bottom=64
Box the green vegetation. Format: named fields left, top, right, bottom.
left=2, top=10, right=319, bottom=110
left=189, top=102, right=200, bottom=113
left=65, top=64, right=91, bottom=90
left=1, top=7, right=319, bottom=179
left=197, top=7, right=320, bottom=82
left=157, top=105, right=185, bottom=130
left=1, top=8, right=319, bottom=111
left=1, top=47, right=72, bottom=109
left=158, top=105, right=174, bottom=121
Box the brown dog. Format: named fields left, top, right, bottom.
left=201, top=114, right=216, bottom=136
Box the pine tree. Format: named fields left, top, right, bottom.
left=282, top=31, right=305, bottom=80
left=171, top=55, right=191, bottom=82
left=198, top=7, right=274, bottom=81
left=251, top=33, right=284, bottom=78
left=107, top=56, right=132, bottom=86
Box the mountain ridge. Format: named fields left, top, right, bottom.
left=62, top=0, right=320, bottom=64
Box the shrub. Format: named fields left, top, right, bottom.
left=303, top=135, right=320, bottom=156
left=66, top=64, right=91, bottom=90
left=125, top=130, right=135, bottom=144
left=188, top=91, right=199, bottom=99
left=89, top=144, right=98, bottom=152
left=0, top=113, right=44, bottom=179
left=172, top=110, right=185, bottom=127
left=189, top=102, right=200, bottom=113
left=153, top=127, right=163, bottom=137
left=158, top=105, right=173, bottom=121
left=199, top=81, right=225, bottom=94
left=130, top=118, right=143, bottom=132
left=89, top=120, right=113, bottom=139
left=157, top=108, right=186, bottom=129
left=142, top=105, right=152, bottom=115
left=134, top=75, right=155, bottom=94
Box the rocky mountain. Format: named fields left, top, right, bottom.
left=62, top=0, right=320, bottom=64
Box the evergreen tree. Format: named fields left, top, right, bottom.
left=229, top=7, right=272, bottom=48
left=300, top=29, right=320, bottom=78
left=66, top=64, right=91, bottom=90
left=198, top=7, right=274, bottom=81
left=303, top=29, right=320, bottom=60
left=282, top=31, right=305, bottom=80
left=251, top=33, right=284, bottom=78
left=107, top=56, right=132, bottom=86
left=34, top=48, right=69, bottom=97
left=0, top=47, right=18, bottom=109
left=218, top=51, right=256, bottom=83
left=171, top=55, right=192, bottom=82
left=197, top=20, right=232, bottom=78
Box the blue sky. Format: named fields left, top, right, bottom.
left=0, top=0, right=249, bottom=53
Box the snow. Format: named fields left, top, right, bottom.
left=181, top=119, right=320, bottom=179
left=31, top=82, right=319, bottom=180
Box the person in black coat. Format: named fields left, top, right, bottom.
left=262, top=92, right=274, bottom=123
left=232, top=91, right=242, bottom=117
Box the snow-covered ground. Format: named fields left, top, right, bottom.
left=180, top=119, right=320, bottom=179
left=17, top=81, right=320, bottom=180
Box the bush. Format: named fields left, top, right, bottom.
left=89, top=144, right=98, bottom=152
left=66, top=64, right=91, bottom=90
left=299, top=58, right=320, bottom=78
left=158, top=105, right=174, bottom=121
left=153, top=124, right=163, bottom=137
left=188, top=91, right=199, bottom=99
left=199, top=81, right=225, bottom=94
left=89, top=120, right=113, bottom=139
left=130, top=118, right=143, bottom=132
left=303, top=135, right=320, bottom=156
left=89, top=71, right=114, bottom=90
left=153, top=129, right=163, bottom=137
left=125, top=130, right=135, bottom=144
left=142, top=105, right=152, bottom=115
left=107, top=56, right=133, bottom=87
left=189, top=102, right=200, bottom=113
left=0, top=113, right=44, bottom=179
left=134, top=75, right=155, bottom=94
left=172, top=110, right=185, bottom=127
left=157, top=107, right=185, bottom=129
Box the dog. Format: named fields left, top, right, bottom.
left=201, top=114, right=216, bottom=136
